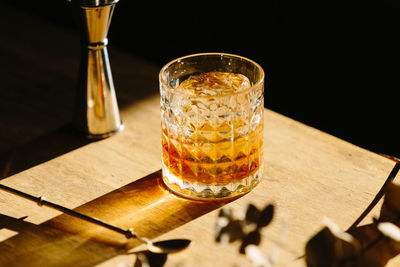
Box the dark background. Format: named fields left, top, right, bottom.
left=3, top=0, right=400, bottom=158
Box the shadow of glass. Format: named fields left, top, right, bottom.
left=0, top=169, right=238, bottom=266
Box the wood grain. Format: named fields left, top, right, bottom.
left=0, top=93, right=398, bottom=266
left=0, top=4, right=399, bottom=267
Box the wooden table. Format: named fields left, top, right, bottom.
left=1, top=4, right=399, bottom=267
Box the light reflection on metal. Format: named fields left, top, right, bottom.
left=72, top=0, right=123, bottom=139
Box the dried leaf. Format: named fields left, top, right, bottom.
left=349, top=223, right=400, bottom=267
left=378, top=222, right=400, bottom=242
left=257, top=204, right=274, bottom=228
left=380, top=182, right=400, bottom=222
left=305, top=181, right=400, bottom=267
left=305, top=224, right=360, bottom=267
left=305, top=227, right=338, bottom=267
left=342, top=181, right=400, bottom=266
left=323, top=217, right=356, bottom=246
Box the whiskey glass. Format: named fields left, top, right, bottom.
left=159, top=53, right=264, bottom=199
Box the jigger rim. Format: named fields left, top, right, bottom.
left=73, top=0, right=119, bottom=7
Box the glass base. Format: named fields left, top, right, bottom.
left=162, top=164, right=263, bottom=200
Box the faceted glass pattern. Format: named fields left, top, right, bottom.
left=159, top=54, right=264, bottom=199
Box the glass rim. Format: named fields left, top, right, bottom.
left=159, top=52, right=265, bottom=98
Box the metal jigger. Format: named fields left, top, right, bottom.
left=72, top=0, right=123, bottom=139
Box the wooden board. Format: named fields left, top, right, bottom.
left=0, top=93, right=398, bottom=266
left=0, top=4, right=399, bottom=267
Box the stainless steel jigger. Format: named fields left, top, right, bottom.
left=72, top=0, right=123, bottom=139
